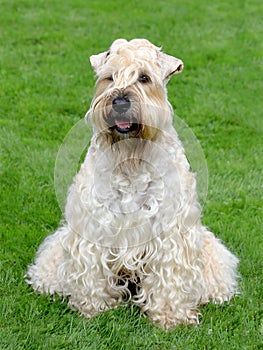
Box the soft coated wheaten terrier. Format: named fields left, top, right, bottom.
left=26, top=38, right=239, bottom=328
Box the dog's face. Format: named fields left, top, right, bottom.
left=88, top=39, right=183, bottom=143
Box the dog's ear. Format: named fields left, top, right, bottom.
left=90, top=51, right=109, bottom=75
left=160, top=53, right=184, bottom=83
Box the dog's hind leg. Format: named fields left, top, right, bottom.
left=26, top=226, right=67, bottom=295
left=200, top=228, right=239, bottom=304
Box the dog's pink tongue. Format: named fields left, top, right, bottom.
left=115, top=119, right=131, bottom=129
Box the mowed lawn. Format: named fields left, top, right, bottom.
left=0, top=0, right=262, bottom=349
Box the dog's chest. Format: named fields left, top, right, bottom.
left=87, top=154, right=181, bottom=222
left=71, top=143, right=183, bottom=246
left=106, top=169, right=164, bottom=214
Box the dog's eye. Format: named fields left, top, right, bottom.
left=106, top=76, right=113, bottom=82
left=138, top=74, right=151, bottom=84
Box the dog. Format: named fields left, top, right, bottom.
left=26, top=38, right=239, bottom=328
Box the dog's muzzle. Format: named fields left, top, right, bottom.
left=108, top=95, right=140, bottom=136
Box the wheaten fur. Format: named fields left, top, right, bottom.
left=26, top=39, right=239, bottom=328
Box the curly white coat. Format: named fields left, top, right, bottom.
left=26, top=39, right=238, bottom=328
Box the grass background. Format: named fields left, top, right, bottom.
left=0, top=0, right=262, bottom=349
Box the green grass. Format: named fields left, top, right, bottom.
left=0, top=0, right=262, bottom=349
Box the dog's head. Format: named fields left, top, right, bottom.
left=87, top=39, right=183, bottom=142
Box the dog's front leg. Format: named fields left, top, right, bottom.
left=139, top=235, right=204, bottom=329
left=142, top=277, right=202, bottom=328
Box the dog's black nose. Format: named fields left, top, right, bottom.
left=112, top=97, right=130, bottom=114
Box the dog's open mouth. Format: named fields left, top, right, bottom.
left=109, top=117, right=139, bottom=134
